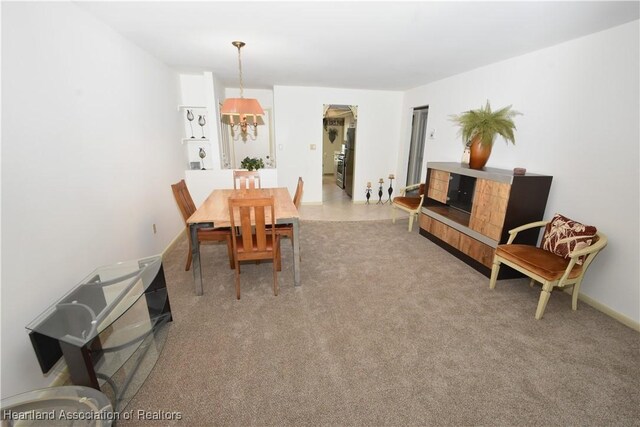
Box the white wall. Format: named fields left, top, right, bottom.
left=398, top=21, right=640, bottom=323
left=1, top=2, right=185, bottom=396
left=273, top=86, right=403, bottom=202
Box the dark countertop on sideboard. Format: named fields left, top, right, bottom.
left=427, top=162, right=551, bottom=184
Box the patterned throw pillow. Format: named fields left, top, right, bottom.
left=541, top=214, right=597, bottom=265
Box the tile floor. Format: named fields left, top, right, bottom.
left=299, top=175, right=407, bottom=223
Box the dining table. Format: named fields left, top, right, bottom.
left=187, top=187, right=301, bottom=296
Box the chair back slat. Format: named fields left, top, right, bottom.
left=255, top=207, right=268, bottom=250
left=171, top=180, right=196, bottom=223
left=293, top=177, right=304, bottom=209
left=229, top=196, right=275, bottom=256
left=233, top=170, right=261, bottom=189
left=238, top=206, right=254, bottom=250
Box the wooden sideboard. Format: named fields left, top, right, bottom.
left=419, top=162, right=552, bottom=278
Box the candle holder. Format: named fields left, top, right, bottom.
left=186, top=109, right=195, bottom=138
left=366, top=182, right=372, bottom=204
left=377, top=178, right=384, bottom=204
left=198, top=115, right=206, bottom=138
left=199, top=147, right=207, bottom=170
left=387, top=174, right=395, bottom=203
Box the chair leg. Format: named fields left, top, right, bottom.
left=535, top=282, right=553, bottom=320
left=276, top=238, right=282, bottom=272
left=185, top=233, right=193, bottom=271
left=489, top=257, right=501, bottom=289
left=226, top=235, right=235, bottom=269
left=571, top=279, right=584, bottom=311
left=185, top=248, right=192, bottom=271
left=408, top=213, right=414, bottom=232
left=273, top=245, right=280, bottom=296
left=234, top=260, right=241, bottom=300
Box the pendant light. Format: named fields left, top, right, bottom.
left=220, top=41, right=264, bottom=140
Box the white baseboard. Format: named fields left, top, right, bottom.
left=162, top=228, right=186, bottom=259
left=577, top=292, right=640, bottom=332
left=49, top=368, right=70, bottom=387
left=563, top=288, right=640, bottom=331
left=44, top=356, right=70, bottom=387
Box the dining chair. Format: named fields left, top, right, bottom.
left=269, top=177, right=303, bottom=250
left=233, top=170, right=261, bottom=189
left=489, top=214, right=607, bottom=319
left=391, top=183, right=425, bottom=231
left=228, top=196, right=281, bottom=299
left=171, top=180, right=234, bottom=271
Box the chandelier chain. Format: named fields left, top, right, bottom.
left=237, top=44, right=244, bottom=98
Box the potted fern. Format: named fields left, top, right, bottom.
left=450, top=101, right=521, bottom=170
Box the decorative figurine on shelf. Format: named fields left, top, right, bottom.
left=387, top=174, right=395, bottom=204
left=461, top=141, right=471, bottom=165
left=377, top=178, right=384, bottom=204
left=366, top=182, right=372, bottom=204
left=198, top=147, right=207, bottom=170
left=186, top=109, right=195, bottom=138
left=265, top=155, right=274, bottom=168
left=198, top=115, right=206, bottom=139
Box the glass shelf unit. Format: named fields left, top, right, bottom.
left=1, top=385, right=113, bottom=427
left=26, top=256, right=172, bottom=411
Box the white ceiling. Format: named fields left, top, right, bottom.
left=78, top=1, right=639, bottom=91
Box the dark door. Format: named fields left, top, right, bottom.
left=344, top=128, right=356, bottom=197
left=406, top=106, right=428, bottom=185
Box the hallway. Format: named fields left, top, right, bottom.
left=299, top=175, right=402, bottom=222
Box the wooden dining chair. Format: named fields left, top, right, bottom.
left=228, top=196, right=281, bottom=299
left=171, top=180, right=234, bottom=271
left=269, top=177, right=303, bottom=250
left=233, top=170, right=261, bottom=189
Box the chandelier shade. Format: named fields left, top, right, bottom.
left=221, top=41, right=264, bottom=141
left=220, top=98, right=264, bottom=117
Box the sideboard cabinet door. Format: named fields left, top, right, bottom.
left=469, top=179, right=510, bottom=241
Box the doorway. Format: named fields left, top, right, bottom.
left=322, top=105, right=357, bottom=202
left=406, top=106, right=429, bottom=185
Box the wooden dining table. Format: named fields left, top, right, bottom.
left=187, top=187, right=301, bottom=296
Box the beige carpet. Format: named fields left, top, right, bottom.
left=122, top=220, right=640, bottom=426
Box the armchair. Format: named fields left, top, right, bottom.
left=489, top=218, right=607, bottom=320
left=392, top=183, right=425, bottom=232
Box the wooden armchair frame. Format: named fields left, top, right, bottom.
left=489, top=220, right=608, bottom=320
left=391, top=183, right=425, bottom=232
